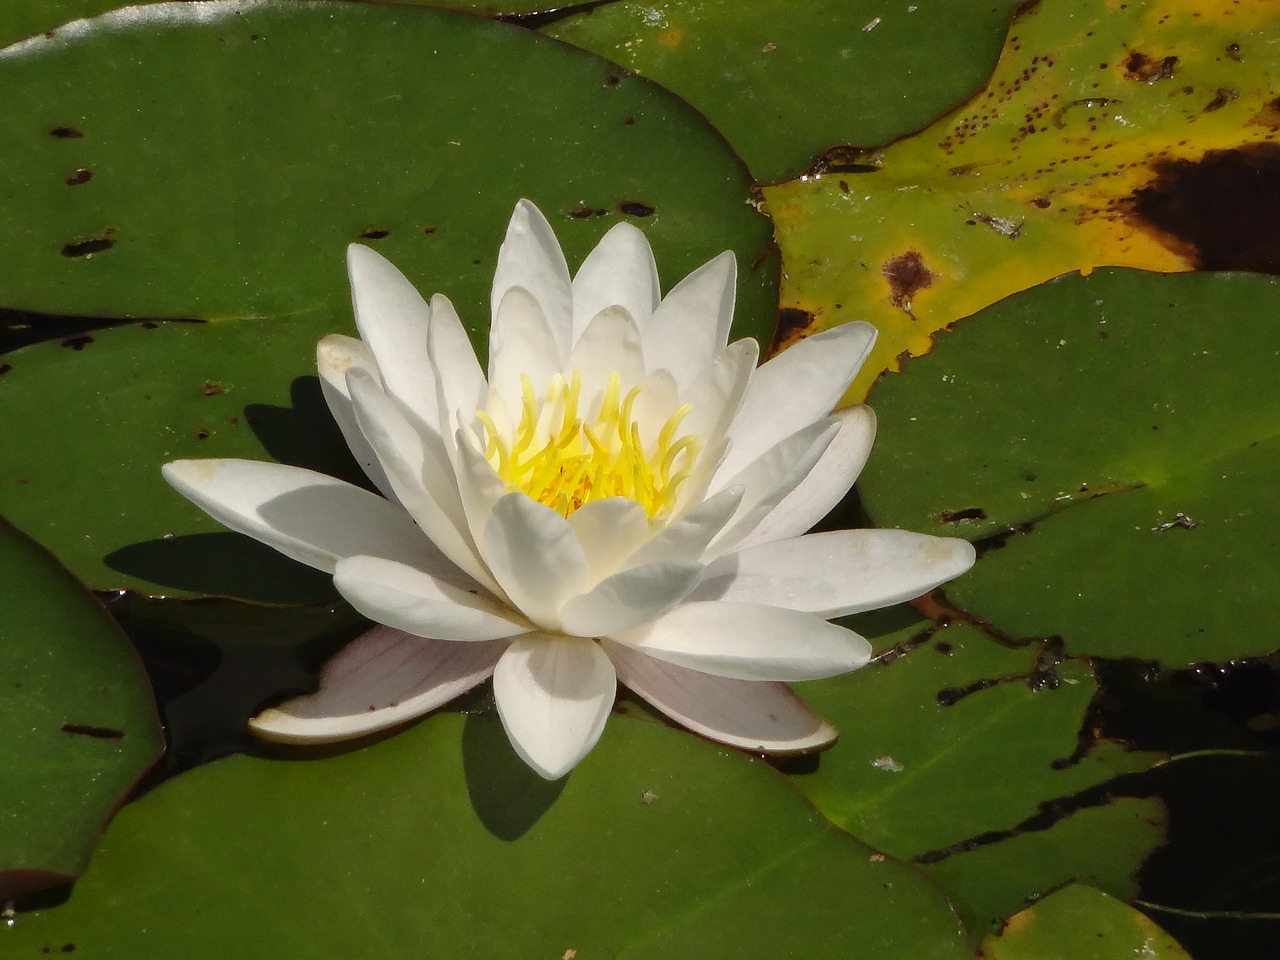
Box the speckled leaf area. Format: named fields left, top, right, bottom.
left=762, top=0, right=1280, bottom=400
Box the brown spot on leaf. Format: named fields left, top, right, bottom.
left=1129, top=143, right=1280, bottom=272
left=882, top=251, right=935, bottom=315
left=618, top=200, right=655, bottom=217
left=64, top=168, right=92, bottom=186
left=61, top=234, right=115, bottom=258
left=60, top=335, right=92, bottom=351
left=768, top=306, right=816, bottom=356
left=201, top=381, right=224, bottom=397
left=61, top=723, right=124, bottom=741
left=1203, top=88, right=1238, bottom=113
left=358, top=227, right=390, bottom=239
left=1123, top=50, right=1179, bottom=82
left=49, top=126, right=83, bottom=139
left=940, top=507, right=988, bottom=523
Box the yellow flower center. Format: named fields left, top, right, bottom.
left=476, top=371, right=704, bottom=520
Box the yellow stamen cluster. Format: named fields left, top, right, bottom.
left=477, top=371, right=703, bottom=520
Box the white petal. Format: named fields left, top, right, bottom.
left=492, top=199, right=573, bottom=360
left=250, top=626, right=504, bottom=743
left=606, top=641, right=837, bottom=753
left=736, top=405, right=876, bottom=548
left=346, top=369, right=497, bottom=594
left=493, top=636, right=617, bottom=780
left=679, top=338, right=758, bottom=444
left=566, top=497, right=651, bottom=585
left=567, top=305, right=644, bottom=410
left=612, top=601, right=871, bottom=681
left=693, top=529, right=976, bottom=617
left=706, top=418, right=841, bottom=557
left=560, top=560, right=705, bottom=638
left=716, top=322, right=875, bottom=482
left=481, top=493, right=587, bottom=629
left=346, top=244, right=436, bottom=423
left=643, top=251, right=737, bottom=388
left=427, top=293, right=487, bottom=434
left=162, top=459, right=442, bottom=574
left=626, top=484, right=743, bottom=567
left=488, top=285, right=563, bottom=415
left=334, top=555, right=530, bottom=641
left=571, top=220, right=660, bottom=343
left=315, top=334, right=396, bottom=502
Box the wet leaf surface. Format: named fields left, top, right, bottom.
left=762, top=0, right=1280, bottom=398
left=0, top=0, right=775, bottom=600
left=0, top=517, right=162, bottom=898
left=3, top=714, right=973, bottom=960
left=859, top=268, right=1280, bottom=665
left=545, top=0, right=1024, bottom=183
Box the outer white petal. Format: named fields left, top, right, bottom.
left=605, top=641, right=837, bottom=753
left=426, top=292, right=487, bottom=436
left=716, top=322, right=875, bottom=482
left=643, top=251, right=736, bottom=388
left=315, top=334, right=397, bottom=502
left=346, top=244, right=436, bottom=423
left=489, top=286, right=563, bottom=414
left=492, top=199, right=573, bottom=360
left=481, top=493, right=588, bottom=629
left=493, top=636, right=617, bottom=780
left=347, top=369, right=497, bottom=594
left=334, top=555, right=530, bottom=641
left=249, top=626, right=505, bottom=744
left=162, top=459, right=444, bottom=575
left=706, top=418, right=841, bottom=558
left=560, top=560, right=705, bottom=638
left=736, top=405, right=876, bottom=548
left=566, top=497, right=651, bottom=586
left=571, top=220, right=660, bottom=342
left=612, top=601, right=871, bottom=681
left=692, top=529, right=977, bottom=617
left=566, top=305, right=644, bottom=410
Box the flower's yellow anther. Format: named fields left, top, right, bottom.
left=478, top=369, right=704, bottom=520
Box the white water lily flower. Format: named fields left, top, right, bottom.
left=163, top=200, right=975, bottom=780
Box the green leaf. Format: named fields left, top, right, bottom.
left=5, top=714, right=973, bottom=960
left=859, top=268, right=1280, bottom=666
left=545, top=0, right=1024, bottom=183
left=0, top=515, right=163, bottom=898
left=980, top=884, right=1192, bottom=960
left=0, top=0, right=776, bottom=600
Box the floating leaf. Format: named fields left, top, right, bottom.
left=0, top=515, right=162, bottom=898
left=0, top=0, right=776, bottom=600
left=4, top=714, right=972, bottom=960
left=859, top=268, right=1280, bottom=665
left=981, top=884, right=1192, bottom=960
left=793, top=617, right=1160, bottom=856
left=762, top=0, right=1280, bottom=399
left=545, top=0, right=1024, bottom=182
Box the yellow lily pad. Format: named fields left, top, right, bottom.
left=761, top=0, right=1280, bottom=399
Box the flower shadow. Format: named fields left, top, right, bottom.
left=461, top=713, right=565, bottom=841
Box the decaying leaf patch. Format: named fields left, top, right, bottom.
left=763, top=0, right=1280, bottom=399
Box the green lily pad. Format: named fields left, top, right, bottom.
left=859, top=268, right=1280, bottom=666
left=0, top=515, right=163, bottom=898
left=794, top=617, right=1160, bottom=857
left=5, top=713, right=972, bottom=960
left=545, top=0, right=1025, bottom=183
left=0, top=0, right=777, bottom=600
left=981, top=884, right=1192, bottom=960
left=926, top=796, right=1168, bottom=937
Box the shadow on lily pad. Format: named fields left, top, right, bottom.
left=106, top=531, right=336, bottom=604
left=245, top=376, right=369, bottom=488
left=462, top=713, right=565, bottom=841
